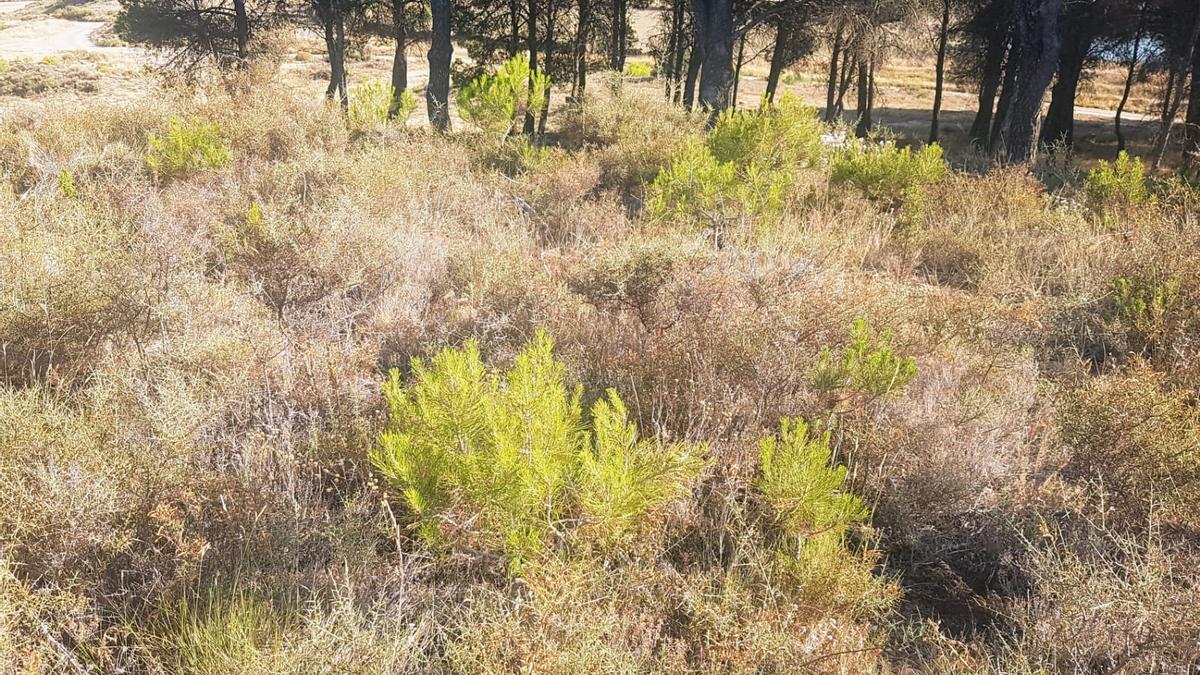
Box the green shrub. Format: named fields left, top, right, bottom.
left=347, top=78, right=418, bottom=130
left=646, top=139, right=787, bottom=235
left=756, top=417, right=869, bottom=540
left=1108, top=274, right=1181, bottom=357
left=457, top=54, right=550, bottom=139
left=1085, top=151, right=1148, bottom=217
left=371, top=332, right=705, bottom=569
left=756, top=418, right=892, bottom=615
left=57, top=169, right=77, bottom=197
left=708, top=95, right=823, bottom=171
left=830, top=141, right=945, bottom=211
left=622, top=62, right=653, bottom=78
left=146, top=116, right=231, bottom=179
left=169, top=592, right=289, bottom=674
left=647, top=96, right=823, bottom=235
left=812, top=318, right=917, bottom=399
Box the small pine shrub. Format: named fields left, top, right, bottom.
left=756, top=417, right=869, bottom=540
left=457, top=54, right=550, bottom=139
left=830, top=141, right=945, bottom=212
left=622, top=62, right=653, bottom=78
left=146, top=116, right=231, bottom=179
left=1108, top=274, right=1181, bottom=357
left=755, top=418, right=893, bottom=615
left=646, top=139, right=786, bottom=235
left=577, top=392, right=705, bottom=547
left=647, top=96, right=823, bottom=236
left=708, top=95, right=824, bottom=171
left=57, top=169, right=77, bottom=197
left=812, top=318, right=917, bottom=399
left=484, top=135, right=550, bottom=175
left=347, top=78, right=418, bottom=131
left=371, top=332, right=704, bottom=569
left=1085, top=151, right=1148, bottom=218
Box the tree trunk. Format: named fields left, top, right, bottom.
left=663, top=0, right=681, bottom=98
left=854, top=55, right=871, bottom=138
left=731, top=31, right=745, bottom=108
left=575, top=0, right=591, bottom=98
left=825, top=20, right=843, bottom=122
left=1185, top=27, right=1200, bottom=170
left=610, top=0, right=626, bottom=70
left=617, top=0, right=627, bottom=70
left=1152, top=8, right=1200, bottom=169
left=834, top=49, right=856, bottom=118
left=670, top=3, right=690, bottom=102
left=335, top=10, right=347, bottom=109
left=232, top=0, right=249, bottom=66
left=692, top=0, right=733, bottom=121
left=765, top=21, right=791, bottom=104
left=388, top=0, right=408, bottom=118
left=1115, top=4, right=1146, bottom=154
left=989, top=41, right=1020, bottom=151
left=929, top=0, right=950, bottom=143
left=1039, top=24, right=1092, bottom=149
left=510, top=0, right=520, bottom=56
left=683, top=43, right=701, bottom=110
left=538, top=2, right=555, bottom=134
left=969, top=23, right=1009, bottom=147
left=427, top=0, right=453, bottom=132
left=524, top=0, right=539, bottom=135
left=996, top=0, right=1062, bottom=163
left=321, top=1, right=348, bottom=110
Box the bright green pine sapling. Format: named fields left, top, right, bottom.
left=371, top=331, right=705, bottom=571
left=756, top=417, right=869, bottom=541
left=456, top=54, right=550, bottom=140
left=146, top=116, right=231, bottom=180
left=578, top=390, right=705, bottom=548
left=812, top=318, right=917, bottom=399
left=755, top=418, right=892, bottom=614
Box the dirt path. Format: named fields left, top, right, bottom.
left=0, top=17, right=108, bottom=58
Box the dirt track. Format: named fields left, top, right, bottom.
left=0, top=17, right=107, bottom=58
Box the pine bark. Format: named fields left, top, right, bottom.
left=427, top=0, right=453, bottom=132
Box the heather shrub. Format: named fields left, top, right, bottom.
left=371, top=332, right=705, bottom=569
left=146, top=115, right=231, bottom=179
left=1003, top=525, right=1200, bottom=674
left=1059, top=368, right=1200, bottom=527
left=557, top=76, right=700, bottom=190
left=456, top=54, right=550, bottom=139
left=568, top=237, right=692, bottom=320
left=0, top=202, right=149, bottom=385
left=831, top=141, right=945, bottom=212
